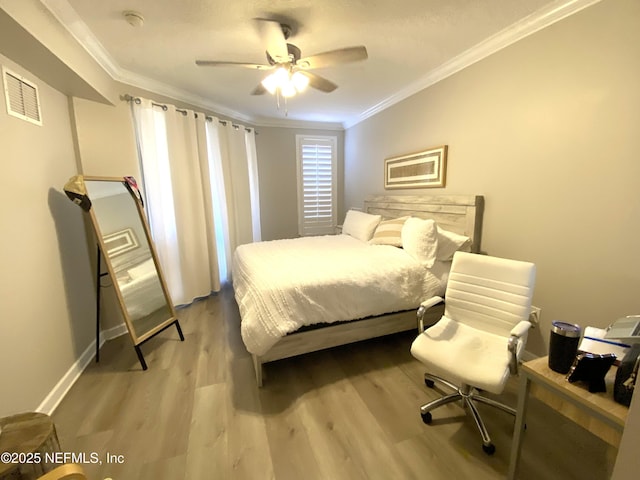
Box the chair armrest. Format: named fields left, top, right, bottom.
left=417, top=296, right=444, bottom=332
left=510, top=320, right=531, bottom=338
left=420, top=296, right=444, bottom=310
left=37, top=463, right=87, bottom=480
left=508, top=321, right=532, bottom=374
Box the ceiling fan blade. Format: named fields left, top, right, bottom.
left=298, top=71, right=338, bottom=93
left=195, top=60, right=273, bottom=70
left=251, top=83, right=267, bottom=95
left=255, top=19, right=289, bottom=64
left=297, top=46, right=368, bottom=69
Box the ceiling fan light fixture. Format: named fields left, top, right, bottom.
left=261, top=67, right=288, bottom=95
left=260, top=75, right=277, bottom=95
left=291, top=71, right=309, bottom=93
left=281, top=82, right=297, bottom=98
left=261, top=68, right=310, bottom=98
left=195, top=18, right=369, bottom=112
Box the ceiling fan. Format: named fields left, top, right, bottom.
left=195, top=19, right=368, bottom=99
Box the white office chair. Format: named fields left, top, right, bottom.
left=410, top=251, right=536, bottom=454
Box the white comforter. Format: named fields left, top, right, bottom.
left=232, top=234, right=445, bottom=356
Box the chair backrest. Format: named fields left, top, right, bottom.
left=445, top=252, right=536, bottom=338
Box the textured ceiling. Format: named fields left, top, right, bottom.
left=44, top=0, right=578, bottom=127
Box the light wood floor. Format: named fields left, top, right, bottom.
left=52, top=287, right=616, bottom=479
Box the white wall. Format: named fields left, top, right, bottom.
left=70, top=97, right=141, bottom=177
left=0, top=53, right=94, bottom=417
left=344, top=0, right=640, bottom=356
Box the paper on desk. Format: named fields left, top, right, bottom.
left=579, top=326, right=630, bottom=360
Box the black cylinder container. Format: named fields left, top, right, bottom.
left=549, top=321, right=582, bottom=374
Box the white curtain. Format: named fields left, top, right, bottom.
left=210, top=120, right=261, bottom=251
left=245, top=128, right=262, bottom=242
left=220, top=122, right=260, bottom=248
left=202, top=119, right=232, bottom=284
left=130, top=98, right=260, bottom=305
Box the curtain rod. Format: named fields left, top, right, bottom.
left=123, top=94, right=257, bottom=133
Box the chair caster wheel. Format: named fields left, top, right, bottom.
left=482, top=443, right=496, bottom=455
left=421, top=412, right=432, bottom=424
left=425, top=379, right=435, bottom=388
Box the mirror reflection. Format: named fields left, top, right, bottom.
left=84, top=180, right=171, bottom=338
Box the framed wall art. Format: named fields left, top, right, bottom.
left=384, top=145, right=448, bottom=189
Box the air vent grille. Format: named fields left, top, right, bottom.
left=3, top=67, right=42, bottom=126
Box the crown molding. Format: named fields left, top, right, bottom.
left=39, top=0, right=255, bottom=123
left=344, top=0, right=603, bottom=129
left=39, top=0, right=120, bottom=77
left=39, top=0, right=344, bottom=129
left=252, top=116, right=344, bottom=130
left=40, top=0, right=601, bottom=131
left=115, top=67, right=256, bottom=124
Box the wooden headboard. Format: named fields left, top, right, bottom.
left=363, top=195, right=484, bottom=253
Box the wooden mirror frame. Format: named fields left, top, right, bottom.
left=80, top=175, right=183, bottom=369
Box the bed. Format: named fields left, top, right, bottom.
left=233, top=194, right=484, bottom=386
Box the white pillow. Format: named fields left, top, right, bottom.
left=369, top=216, right=409, bottom=246
left=436, top=227, right=472, bottom=261
left=342, top=210, right=382, bottom=242
left=401, top=217, right=438, bottom=267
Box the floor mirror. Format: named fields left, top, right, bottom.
left=64, top=175, right=184, bottom=369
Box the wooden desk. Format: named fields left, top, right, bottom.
left=508, top=356, right=628, bottom=480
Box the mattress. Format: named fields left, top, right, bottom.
left=232, top=234, right=448, bottom=356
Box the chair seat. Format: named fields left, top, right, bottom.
left=411, top=315, right=511, bottom=394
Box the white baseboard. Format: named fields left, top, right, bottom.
left=37, top=323, right=128, bottom=415
left=103, top=322, right=128, bottom=341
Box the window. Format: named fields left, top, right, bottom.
left=296, top=135, right=337, bottom=236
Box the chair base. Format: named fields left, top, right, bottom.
left=420, top=373, right=516, bottom=455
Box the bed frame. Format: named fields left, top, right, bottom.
left=251, top=194, right=484, bottom=386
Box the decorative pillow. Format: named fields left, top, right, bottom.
left=342, top=210, right=382, bottom=242
left=369, top=216, right=410, bottom=246
left=401, top=217, right=438, bottom=267
left=436, top=227, right=472, bottom=261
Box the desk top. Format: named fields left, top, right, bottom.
left=523, top=356, right=628, bottom=428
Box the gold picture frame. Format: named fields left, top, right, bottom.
left=384, top=145, right=448, bottom=189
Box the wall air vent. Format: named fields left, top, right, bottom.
left=3, top=67, right=42, bottom=126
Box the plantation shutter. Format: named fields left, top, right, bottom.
left=296, top=136, right=337, bottom=236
